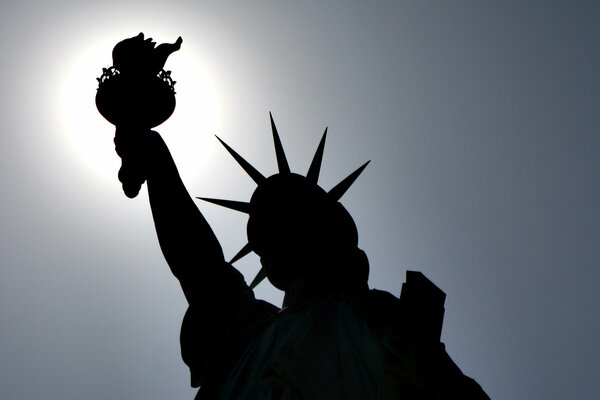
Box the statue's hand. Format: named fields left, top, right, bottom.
left=114, top=128, right=156, bottom=198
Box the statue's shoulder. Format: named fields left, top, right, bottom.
left=357, top=273, right=491, bottom=400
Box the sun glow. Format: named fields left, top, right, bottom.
left=57, top=33, right=223, bottom=186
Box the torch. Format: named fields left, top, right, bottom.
left=95, top=33, right=182, bottom=197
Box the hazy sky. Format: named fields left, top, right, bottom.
left=1, top=1, right=598, bottom=399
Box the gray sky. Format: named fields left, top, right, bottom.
left=1, top=1, right=598, bottom=399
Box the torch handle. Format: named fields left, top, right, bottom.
left=114, top=127, right=149, bottom=198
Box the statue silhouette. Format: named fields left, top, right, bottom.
left=97, top=33, right=490, bottom=400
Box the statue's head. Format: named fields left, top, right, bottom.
left=247, top=173, right=362, bottom=290
left=199, top=114, right=370, bottom=292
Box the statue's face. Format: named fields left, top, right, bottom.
left=258, top=236, right=298, bottom=291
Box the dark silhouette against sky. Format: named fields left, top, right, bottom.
left=94, top=33, right=490, bottom=399
left=1, top=2, right=598, bottom=399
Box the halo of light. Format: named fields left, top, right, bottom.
left=57, top=33, right=223, bottom=186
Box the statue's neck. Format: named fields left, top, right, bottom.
left=282, top=274, right=368, bottom=309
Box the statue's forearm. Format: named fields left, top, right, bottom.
left=143, top=132, right=227, bottom=301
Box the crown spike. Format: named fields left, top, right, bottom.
left=229, top=242, right=253, bottom=264
left=249, top=266, right=268, bottom=289
left=269, top=112, right=291, bottom=174
left=215, top=136, right=266, bottom=184
left=328, top=160, right=371, bottom=201
left=306, top=128, right=327, bottom=184
left=196, top=197, right=250, bottom=214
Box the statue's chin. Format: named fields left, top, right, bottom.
left=261, top=257, right=294, bottom=292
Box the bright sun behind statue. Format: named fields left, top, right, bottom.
left=58, top=33, right=223, bottom=186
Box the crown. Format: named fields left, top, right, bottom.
left=198, top=113, right=370, bottom=289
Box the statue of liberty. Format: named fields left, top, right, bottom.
left=96, top=33, right=490, bottom=400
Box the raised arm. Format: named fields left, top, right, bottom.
left=99, top=34, right=278, bottom=392
left=114, top=127, right=252, bottom=307
left=115, top=127, right=280, bottom=390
